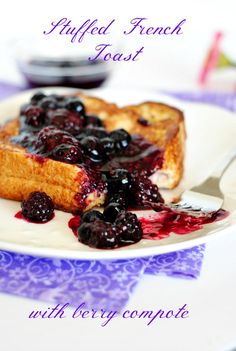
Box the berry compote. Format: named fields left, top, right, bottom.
left=12, top=92, right=229, bottom=249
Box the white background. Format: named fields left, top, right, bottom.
left=0, top=1, right=236, bottom=350
left=0, top=0, right=236, bottom=90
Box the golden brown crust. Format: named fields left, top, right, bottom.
left=126, top=102, right=185, bottom=189
left=79, top=94, right=118, bottom=120
left=0, top=147, right=106, bottom=213
left=102, top=101, right=185, bottom=189
left=0, top=117, right=106, bottom=213
left=0, top=94, right=185, bottom=213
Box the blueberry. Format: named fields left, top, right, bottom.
left=137, top=117, right=151, bottom=127
left=39, top=97, right=58, bottom=110
left=101, top=137, right=115, bottom=156
left=110, top=129, right=131, bottom=151
left=103, top=203, right=123, bottom=222
left=80, top=136, right=105, bottom=163
left=81, top=210, right=104, bottom=223
left=21, top=191, right=54, bottom=223
left=85, top=115, right=103, bottom=127
left=130, top=172, right=164, bottom=206
left=64, top=97, right=85, bottom=115
left=30, top=92, right=46, bottom=104
left=77, top=223, right=92, bottom=244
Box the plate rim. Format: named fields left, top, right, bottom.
left=0, top=220, right=236, bottom=260
left=0, top=86, right=236, bottom=260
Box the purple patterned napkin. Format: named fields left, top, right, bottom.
left=0, top=81, right=234, bottom=309
left=146, top=245, right=205, bottom=279
left=0, top=246, right=204, bottom=310
left=0, top=251, right=150, bottom=310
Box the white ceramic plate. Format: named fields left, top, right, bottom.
left=0, top=87, right=236, bottom=260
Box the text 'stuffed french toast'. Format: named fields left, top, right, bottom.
left=0, top=92, right=185, bottom=213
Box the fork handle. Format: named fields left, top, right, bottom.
left=211, top=151, right=236, bottom=179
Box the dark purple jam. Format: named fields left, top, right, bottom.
left=68, top=215, right=81, bottom=236
left=12, top=92, right=229, bottom=250
left=101, top=135, right=163, bottom=175
left=140, top=206, right=229, bottom=239
left=68, top=207, right=229, bottom=249
left=12, top=92, right=164, bottom=214
left=20, top=58, right=109, bottom=89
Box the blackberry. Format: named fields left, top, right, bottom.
left=51, top=144, right=83, bottom=164
left=91, top=220, right=117, bottom=249
left=77, top=220, right=117, bottom=249
left=21, top=191, right=54, bottom=223
left=130, top=172, right=164, bottom=206
left=50, top=109, right=85, bottom=135
left=115, top=211, right=142, bottom=245
left=35, top=126, right=78, bottom=154
left=23, top=105, right=45, bottom=128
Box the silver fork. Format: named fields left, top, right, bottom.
left=171, top=153, right=236, bottom=214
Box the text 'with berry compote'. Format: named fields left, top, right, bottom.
left=28, top=302, right=190, bottom=327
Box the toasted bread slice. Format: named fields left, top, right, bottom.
left=0, top=93, right=185, bottom=213
left=121, top=102, right=185, bottom=189
left=0, top=118, right=106, bottom=213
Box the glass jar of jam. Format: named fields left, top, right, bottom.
left=15, top=37, right=112, bottom=89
